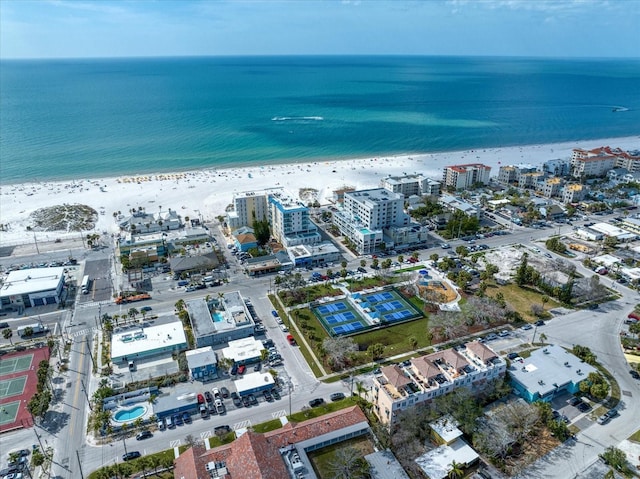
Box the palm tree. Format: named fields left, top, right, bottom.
left=539, top=332, right=548, bottom=345
left=355, top=381, right=367, bottom=399
left=2, top=329, right=13, bottom=344
left=175, top=299, right=185, bottom=312
left=447, top=460, right=464, bottom=479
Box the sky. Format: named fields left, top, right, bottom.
left=1, top=0, right=639, bottom=59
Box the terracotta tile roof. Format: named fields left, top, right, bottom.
left=174, top=445, right=211, bottom=479
left=236, top=233, right=257, bottom=244
left=174, top=406, right=368, bottom=479
left=411, top=356, right=441, bottom=380
left=466, top=341, right=497, bottom=364
left=381, top=365, right=412, bottom=388
left=445, top=163, right=491, bottom=171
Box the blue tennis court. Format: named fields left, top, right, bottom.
left=364, top=291, right=394, bottom=303
left=332, top=321, right=364, bottom=335
left=383, top=310, right=415, bottom=322
left=373, top=300, right=403, bottom=312
left=325, top=311, right=356, bottom=324
left=316, top=302, right=348, bottom=315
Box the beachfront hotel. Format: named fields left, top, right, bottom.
left=572, top=146, right=640, bottom=174
left=333, top=188, right=410, bottom=254
left=442, top=163, right=491, bottom=190
left=225, top=189, right=275, bottom=231
left=372, top=341, right=505, bottom=425
left=268, top=193, right=321, bottom=247
left=380, top=174, right=441, bottom=197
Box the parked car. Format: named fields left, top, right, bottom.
left=220, top=387, right=230, bottom=398
left=237, top=364, right=246, bottom=375
left=242, top=396, right=251, bottom=408
left=630, top=369, right=640, bottom=380
left=204, top=391, right=213, bottom=403
left=214, top=425, right=232, bottom=435
left=136, top=430, right=153, bottom=440
left=263, top=390, right=273, bottom=402
left=232, top=393, right=243, bottom=408
left=534, top=320, right=546, bottom=327
left=597, top=414, right=610, bottom=425
left=521, top=324, right=533, bottom=331
left=122, top=451, right=141, bottom=461
left=577, top=402, right=591, bottom=413
left=498, top=330, right=510, bottom=338
left=230, top=363, right=238, bottom=375
left=182, top=412, right=192, bottom=424
left=248, top=394, right=258, bottom=405
left=157, top=418, right=166, bottom=431
left=173, top=414, right=183, bottom=426
left=567, top=397, right=582, bottom=406
left=271, top=310, right=279, bottom=318
left=506, top=352, right=519, bottom=360
left=271, top=389, right=281, bottom=400
left=197, top=393, right=205, bottom=404
left=309, top=398, right=325, bottom=407
left=330, top=392, right=345, bottom=401
left=212, top=388, right=221, bottom=400
left=253, top=362, right=262, bottom=372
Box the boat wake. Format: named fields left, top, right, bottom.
left=612, top=106, right=629, bottom=112
left=271, top=116, right=324, bottom=121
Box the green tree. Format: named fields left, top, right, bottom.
left=515, top=252, right=529, bottom=287
left=128, top=307, right=139, bottom=322
left=600, top=446, right=628, bottom=471
left=367, top=343, right=385, bottom=360
left=174, top=299, right=185, bottom=312
left=447, top=460, right=464, bottom=479
left=430, top=253, right=439, bottom=263
left=360, top=259, right=366, bottom=268
left=2, top=328, right=13, bottom=344
left=252, top=218, right=271, bottom=246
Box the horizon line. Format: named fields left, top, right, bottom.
left=2, top=53, right=640, bottom=62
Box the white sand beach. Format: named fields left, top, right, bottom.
left=1, top=136, right=638, bottom=247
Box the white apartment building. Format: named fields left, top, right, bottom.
left=562, top=183, right=585, bottom=204
left=372, top=341, right=506, bottom=425
left=225, top=189, right=272, bottom=231
left=268, top=194, right=320, bottom=247
left=442, top=164, right=491, bottom=190
left=573, top=146, right=640, bottom=173
left=380, top=175, right=441, bottom=197
left=333, top=188, right=410, bottom=254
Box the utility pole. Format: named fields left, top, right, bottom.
left=288, top=381, right=292, bottom=417
left=85, top=336, right=95, bottom=370
left=81, top=379, right=93, bottom=411
left=76, top=450, right=85, bottom=479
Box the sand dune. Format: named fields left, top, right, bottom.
left=1, top=136, right=638, bottom=246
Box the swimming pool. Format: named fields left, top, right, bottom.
left=113, top=405, right=147, bottom=422
left=213, top=312, right=225, bottom=323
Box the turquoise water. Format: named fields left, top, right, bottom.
left=114, top=405, right=146, bottom=421
left=1, top=56, right=639, bottom=184
left=212, top=312, right=224, bottom=323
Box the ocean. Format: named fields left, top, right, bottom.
left=1, top=56, right=639, bottom=184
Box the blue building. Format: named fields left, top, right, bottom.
left=231, top=226, right=258, bottom=252
left=185, top=346, right=218, bottom=380
left=509, top=344, right=597, bottom=403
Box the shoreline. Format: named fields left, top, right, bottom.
left=1, top=135, right=638, bottom=248
left=1, top=135, right=639, bottom=188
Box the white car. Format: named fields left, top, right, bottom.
left=280, top=324, right=289, bottom=332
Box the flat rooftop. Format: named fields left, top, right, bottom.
left=111, top=321, right=187, bottom=361
left=509, top=344, right=597, bottom=397
left=1, top=267, right=65, bottom=296
left=187, top=292, right=252, bottom=339
left=222, top=337, right=264, bottom=363
left=234, top=372, right=275, bottom=395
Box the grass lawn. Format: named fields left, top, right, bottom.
left=394, top=265, right=424, bottom=274
left=308, top=435, right=375, bottom=479
left=288, top=397, right=359, bottom=423
left=87, top=448, right=175, bottom=479
left=487, top=283, right=561, bottom=321
left=350, top=316, right=431, bottom=360
left=629, top=429, right=640, bottom=443
left=252, top=418, right=283, bottom=433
